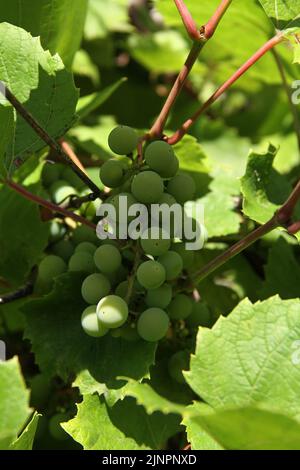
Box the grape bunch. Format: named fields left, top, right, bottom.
left=36, top=125, right=211, bottom=382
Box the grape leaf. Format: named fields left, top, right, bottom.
left=182, top=403, right=223, bottom=451
left=0, top=357, right=31, bottom=449
left=240, top=145, right=292, bottom=224
left=257, top=1, right=300, bottom=30
left=9, top=413, right=40, bottom=450
left=187, top=405, right=300, bottom=450
left=84, top=0, right=132, bottom=40
left=23, top=273, right=156, bottom=389
left=260, top=237, right=300, bottom=299
left=0, top=185, right=49, bottom=287
left=0, top=23, right=78, bottom=175
left=63, top=394, right=181, bottom=450
left=186, top=296, right=300, bottom=420
left=0, top=0, right=88, bottom=68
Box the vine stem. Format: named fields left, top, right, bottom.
left=1, top=85, right=100, bottom=195
left=60, top=139, right=87, bottom=174
left=174, top=0, right=201, bottom=41
left=6, top=180, right=96, bottom=229
left=0, top=268, right=37, bottom=305
left=272, top=49, right=300, bottom=153
left=167, top=33, right=283, bottom=144
left=148, top=0, right=232, bottom=139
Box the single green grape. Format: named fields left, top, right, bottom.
left=137, top=308, right=169, bottom=342
left=50, top=180, right=75, bottom=204
left=39, top=255, right=67, bottom=280
left=81, top=273, right=111, bottom=304
left=41, top=163, right=62, bottom=187
left=167, top=173, right=196, bottom=204
left=131, top=171, right=164, bottom=204
left=81, top=305, right=108, bottom=337
left=144, top=141, right=179, bottom=178
left=108, top=192, right=137, bottom=223
left=49, top=221, right=66, bottom=243
left=186, top=302, right=212, bottom=328
left=94, top=244, right=122, bottom=273
left=145, top=283, right=172, bottom=309
left=157, top=193, right=177, bottom=207
left=68, top=251, right=95, bottom=273
left=108, top=125, right=139, bottom=155
left=52, top=240, right=74, bottom=262
left=171, top=242, right=195, bottom=269
left=158, top=251, right=183, bottom=281
left=141, top=228, right=171, bottom=256
left=97, top=295, right=128, bottom=329
left=168, top=350, right=190, bottom=384
left=48, top=413, right=69, bottom=441
left=137, top=261, right=166, bottom=290
left=72, top=225, right=98, bottom=245
left=167, top=294, right=193, bottom=320
left=75, top=242, right=97, bottom=255
left=100, top=159, right=124, bottom=188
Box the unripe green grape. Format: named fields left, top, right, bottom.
left=48, top=413, right=69, bottom=441
left=168, top=350, right=190, bottom=384
left=108, top=125, right=139, bottom=155
left=52, top=240, right=74, bottom=262
left=141, top=228, right=171, bottom=256
left=158, top=251, right=183, bottom=281
left=131, top=171, right=164, bottom=203
left=94, top=245, right=122, bottom=273
left=137, top=261, right=166, bottom=290
left=171, top=242, right=195, bottom=269
left=145, top=141, right=179, bottom=178
left=81, top=305, right=108, bottom=337
left=50, top=180, right=75, bottom=204
left=120, top=324, right=140, bottom=342
left=75, top=242, right=97, bottom=255
left=186, top=302, right=212, bottom=328
left=137, top=308, right=169, bottom=342
left=115, top=280, right=129, bottom=299
left=69, top=252, right=95, bottom=273
left=109, top=192, right=137, bottom=223
left=39, top=255, right=67, bottom=280
left=72, top=225, right=98, bottom=245
left=97, top=295, right=128, bottom=329
left=168, top=294, right=193, bottom=320
left=81, top=273, right=111, bottom=304
left=49, top=221, right=66, bottom=243
left=167, top=174, right=196, bottom=204
left=42, top=163, right=62, bottom=187
left=100, top=160, right=124, bottom=188
left=80, top=199, right=100, bottom=220
left=145, top=284, right=172, bottom=309
left=157, top=193, right=177, bottom=207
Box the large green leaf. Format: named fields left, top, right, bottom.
left=240, top=145, right=292, bottom=224
left=23, top=273, right=156, bottom=388
left=258, top=0, right=300, bottom=30
left=9, top=413, right=40, bottom=450
left=0, top=185, right=49, bottom=287
left=0, top=357, right=31, bottom=449
left=0, top=0, right=88, bottom=68
left=187, top=405, right=300, bottom=450
left=63, top=394, right=181, bottom=450
left=0, top=23, right=78, bottom=175
left=186, top=296, right=300, bottom=420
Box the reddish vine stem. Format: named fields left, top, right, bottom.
left=60, top=139, right=88, bottom=174
left=148, top=0, right=232, bottom=139
left=167, top=33, right=283, bottom=144
left=1, top=85, right=100, bottom=195
left=174, top=0, right=201, bottom=41
left=6, top=180, right=96, bottom=229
